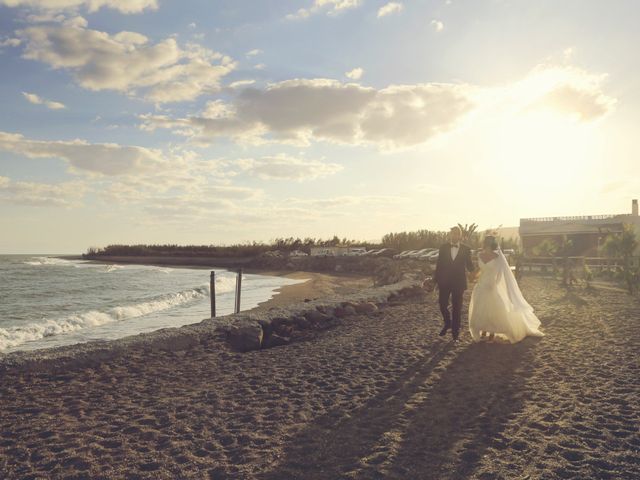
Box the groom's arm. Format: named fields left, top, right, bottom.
left=433, top=245, right=444, bottom=283
left=465, top=247, right=476, bottom=273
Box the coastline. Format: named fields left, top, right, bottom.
left=61, top=254, right=375, bottom=314
left=0, top=256, right=383, bottom=374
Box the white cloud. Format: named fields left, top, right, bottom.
left=563, top=47, right=575, bottom=60
left=0, top=131, right=166, bottom=175
left=377, top=2, right=403, bottom=18
left=538, top=84, right=614, bottom=121
left=254, top=63, right=266, bottom=70
left=237, top=155, right=343, bottom=180
left=509, top=65, right=616, bottom=121
left=22, top=91, right=66, bottom=109
left=0, top=175, right=86, bottom=207
left=246, top=49, right=262, bottom=57
left=430, top=19, right=444, bottom=32
left=15, top=22, right=236, bottom=103
left=0, top=0, right=157, bottom=14
left=289, top=195, right=406, bottom=208
left=286, top=0, right=362, bottom=20
left=345, top=67, right=363, bottom=80
left=0, top=37, right=22, bottom=48
left=228, top=79, right=256, bottom=89
left=140, top=64, right=615, bottom=150
left=140, top=78, right=474, bottom=149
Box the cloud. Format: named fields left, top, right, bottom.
left=345, top=67, right=363, bottom=80
left=377, top=2, right=403, bottom=18
left=0, top=131, right=166, bottom=175
left=140, top=64, right=614, bottom=150
left=538, top=84, right=614, bottom=121
left=22, top=91, right=66, bottom=109
left=286, top=0, right=362, bottom=20
left=237, top=155, right=343, bottom=180
left=246, top=49, right=262, bottom=57
left=0, top=37, right=22, bottom=48
left=228, top=79, right=256, bottom=89
left=0, top=175, right=86, bottom=207
left=0, top=0, right=157, bottom=14
left=15, top=21, right=236, bottom=103
left=140, top=78, right=474, bottom=149
left=290, top=195, right=406, bottom=208
left=516, top=65, right=616, bottom=121
left=430, top=19, right=444, bottom=32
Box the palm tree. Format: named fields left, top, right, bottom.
left=457, top=223, right=478, bottom=243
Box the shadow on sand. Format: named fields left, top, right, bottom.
left=259, top=337, right=541, bottom=480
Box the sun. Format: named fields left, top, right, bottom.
left=489, top=109, right=601, bottom=193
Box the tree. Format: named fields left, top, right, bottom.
left=533, top=238, right=558, bottom=257
left=602, top=224, right=639, bottom=294
left=457, top=223, right=478, bottom=242
left=556, top=235, right=575, bottom=287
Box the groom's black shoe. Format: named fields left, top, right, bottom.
left=439, top=326, right=449, bottom=336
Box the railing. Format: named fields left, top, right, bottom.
left=520, top=214, right=622, bottom=224
left=516, top=256, right=627, bottom=274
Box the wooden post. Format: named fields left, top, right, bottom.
left=235, top=268, right=243, bottom=314
left=210, top=271, right=216, bottom=318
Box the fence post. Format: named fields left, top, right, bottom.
left=210, top=271, right=216, bottom=318
left=235, top=268, right=243, bottom=314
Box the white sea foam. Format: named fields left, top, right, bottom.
left=23, top=257, right=76, bottom=266
left=0, top=285, right=211, bottom=351
left=214, top=275, right=237, bottom=294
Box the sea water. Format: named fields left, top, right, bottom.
left=0, top=255, right=303, bottom=353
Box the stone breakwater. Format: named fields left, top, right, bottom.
left=218, top=278, right=426, bottom=352
left=0, top=276, right=424, bottom=375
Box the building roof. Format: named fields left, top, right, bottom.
left=519, top=214, right=638, bottom=236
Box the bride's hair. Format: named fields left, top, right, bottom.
left=483, top=235, right=498, bottom=250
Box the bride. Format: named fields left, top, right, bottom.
left=469, top=235, right=544, bottom=343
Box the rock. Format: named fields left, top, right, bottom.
left=316, top=305, right=335, bottom=316
left=341, top=301, right=358, bottom=310
left=333, top=306, right=355, bottom=318
left=263, top=333, right=290, bottom=348
left=398, top=286, right=424, bottom=298
left=294, top=316, right=311, bottom=329
left=304, top=310, right=331, bottom=323
left=355, top=302, right=378, bottom=314
left=274, top=324, right=294, bottom=337
left=270, top=317, right=291, bottom=328
left=226, top=321, right=263, bottom=352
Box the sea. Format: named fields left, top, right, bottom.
left=0, top=255, right=304, bottom=354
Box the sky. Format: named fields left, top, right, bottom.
left=1, top=0, right=639, bottom=253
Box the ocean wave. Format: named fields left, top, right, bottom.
left=214, top=275, right=238, bottom=294
left=23, top=257, right=76, bottom=266
left=0, top=285, right=210, bottom=351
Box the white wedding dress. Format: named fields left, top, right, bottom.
left=469, top=250, right=544, bottom=343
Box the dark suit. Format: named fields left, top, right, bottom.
left=434, top=242, right=475, bottom=339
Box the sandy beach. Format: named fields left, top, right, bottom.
left=1, top=277, right=638, bottom=479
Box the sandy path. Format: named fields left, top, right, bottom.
left=0, top=278, right=638, bottom=479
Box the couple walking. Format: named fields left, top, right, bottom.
left=433, top=226, right=544, bottom=343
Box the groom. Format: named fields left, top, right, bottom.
left=433, top=226, right=476, bottom=341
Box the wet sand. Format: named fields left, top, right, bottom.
left=0, top=277, right=638, bottom=479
